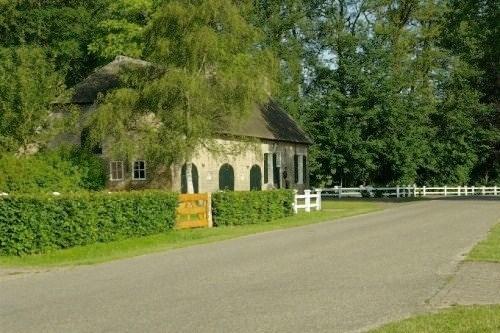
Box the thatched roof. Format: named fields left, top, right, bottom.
left=60, top=56, right=312, bottom=145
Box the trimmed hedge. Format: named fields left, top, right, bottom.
left=212, top=190, right=294, bottom=226
left=0, top=191, right=178, bottom=256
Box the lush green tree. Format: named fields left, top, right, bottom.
left=88, top=0, right=154, bottom=61
left=0, top=47, right=65, bottom=153
left=90, top=0, right=277, bottom=192
left=0, top=0, right=106, bottom=85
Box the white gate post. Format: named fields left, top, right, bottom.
left=471, top=186, right=475, bottom=196
left=293, top=190, right=298, bottom=214
left=414, top=184, right=417, bottom=197
left=464, top=185, right=468, bottom=196
left=482, top=186, right=486, bottom=196
left=457, top=186, right=461, bottom=196
left=423, top=186, right=427, bottom=197
left=396, top=186, right=400, bottom=198
left=305, top=190, right=311, bottom=213
left=444, top=185, right=448, bottom=196
left=338, top=186, right=342, bottom=199
left=316, top=189, right=322, bottom=211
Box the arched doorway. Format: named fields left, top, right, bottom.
left=219, top=164, right=235, bottom=191
left=181, top=163, right=199, bottom=194
left=250, top=165, right=262, bottom=191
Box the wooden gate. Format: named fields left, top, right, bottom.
left=176, top=193, right=212, bottom=230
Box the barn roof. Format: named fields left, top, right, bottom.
left=59, top=56, right=312, bottom=145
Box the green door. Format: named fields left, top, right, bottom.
left=250, top=165, right=262, bottom=191
left=219, top=164, right=235, bottom=191
left=181, top=163, right=199, bottom=194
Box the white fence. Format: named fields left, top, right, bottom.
left=294, top=189, right=322, bottom=213
left=321, top=185, right=500, bottom=199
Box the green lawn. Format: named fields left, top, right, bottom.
left=468, top=222, right=500, bottom=262
left=0, top=200, right=382, bottom=268
left=369, top=305, right=500, bottom=333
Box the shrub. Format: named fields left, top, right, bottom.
left=0, top=147, right=106, bottom=193
left=0, top=191, right=178, bottom=256
left=212, top=190, right=294, bottom=226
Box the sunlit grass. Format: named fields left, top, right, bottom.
left=468, top=222, right=500, bottom=263
left=369, top=305, right=500, bottom=333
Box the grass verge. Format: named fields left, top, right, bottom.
left=0, top=200, right=382, bottom=268
left=369, top=305, right=500, bottom=333
left=468, top=222, right=500, bottom=263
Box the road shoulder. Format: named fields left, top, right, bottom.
left=430, top=261, right=500, bottom=307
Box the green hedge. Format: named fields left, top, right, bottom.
left=0, top=191, right=178, bottom=256
left=212, top=190, right=294, bottom=226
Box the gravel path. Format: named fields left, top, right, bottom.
left=1, top=199, right=499, bottom=333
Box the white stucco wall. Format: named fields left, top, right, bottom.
left=171, top=138, right=309, bottom=193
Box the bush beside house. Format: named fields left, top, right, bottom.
left=212, top=190, right=294, bottom=226
left=0, top=147, right=106, bottom=194
left=0, top=191, right=178, bottom=255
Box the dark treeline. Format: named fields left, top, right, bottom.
left=0, top=0, right=498, bottom=186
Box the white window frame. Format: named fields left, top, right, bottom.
left=110, top=161, right=124, bottom=181
left=132, top=160, right=147, bottom=181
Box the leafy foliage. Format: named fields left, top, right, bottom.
left=90, top=0, right=278, bottom=169
left=0, top=191, right=178, bottom=255
left=0, top=47, right=65, bottom=153
left=212, top=190, right=294, bottom=226
left=0, top=147, right=106, bottom=193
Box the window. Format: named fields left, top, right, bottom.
left=250, top=165, right=262, bottom=191
left=133, top=160, right=146, bottom=180
left=219, top=164, right=235, bottom=191
left=110, top=161, right=124, bottom=181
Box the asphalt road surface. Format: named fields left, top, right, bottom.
left=1, top=199, right=499, bottom=333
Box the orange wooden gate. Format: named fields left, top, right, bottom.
left=176, top=193, right=212, bottom=230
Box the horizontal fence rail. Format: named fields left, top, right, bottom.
left=320, top=185, right=499, bottom=199
left=294, top=189, right=322, bottom=213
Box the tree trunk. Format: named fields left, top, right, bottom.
left=185, top=161, right=194, bottom=194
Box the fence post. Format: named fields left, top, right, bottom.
left=293, top=190, right=298, bottom=214
left=305, top=190, right=311, bottom=213
left=495, top=186, right=498, bottom=196
left=316, top=189, right=322, bottom=211
left=396, top=185, right=400, bottom=198
left=457, top=186, right=461, bottom=196
left=423, top=186, right=426, bottom=197
left=464, top=185, right=468, bottom=196
left=414, top=184, right=417, bottom=197
left=482, top=186, right=486, bottom=196
left=207, top=192, right=213, bottom=228
left=471, top=186, right=475, bottom=196
left=444, top=185, right=448, bottom=196
left=338, top=186, right=342, bottom=199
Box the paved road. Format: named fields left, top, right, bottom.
left=1, top=200, right=499, bottom=333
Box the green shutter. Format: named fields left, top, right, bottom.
left=264, top=153, right=269, bottom=183
left=303, top=155, right=307, bottom=185
left=219, top=164, right=235, bottom=191
left=250, top=165, right=262, bottom=191
left=294, top=155, right=299, bottom=183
